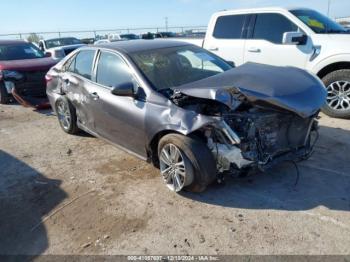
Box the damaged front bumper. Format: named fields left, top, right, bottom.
left=205, top=116, right=317, bottom=174
left=2, top=75, right=50, bottom=109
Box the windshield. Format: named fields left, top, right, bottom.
left=120, top=34, right=140, bottom=40
left=45, top=37, right=82, bottom=49
left=291, top=9, right=347, bottom=34
left=0, top=43, right=45, bottom=61
left=130, top=45, right=232, bottom=90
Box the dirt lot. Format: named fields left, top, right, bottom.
left=0, top=104, right=350, bottom=256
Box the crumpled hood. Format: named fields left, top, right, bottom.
left=176, top=63, right=327, bottom=118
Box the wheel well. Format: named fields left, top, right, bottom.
left=148, top=130, right=182, bottom=167
left=317, top=62, right=350, bottom=79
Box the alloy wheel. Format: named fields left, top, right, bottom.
left=326, top=81, right=350, bottom=111
left=159, top=144, right=193, bottom=192
left=56, top=100, right=71, bottom=130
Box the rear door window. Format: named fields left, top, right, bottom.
left=252, top=13, right=298, bottom=44
left=63, top=54, right=77, bottom=72
left=96, top=51, right=133, bottom=88
left=74, top=50, right=96, bottom=80
left=213, top=14, right=247, bottom=39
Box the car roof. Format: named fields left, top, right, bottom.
left=94, top=39, right=190, bottom=54
left=44, top=37, right=78, bottom=41
left=0, top=40, right=28, bottom=45
left=214, top=6, right=312, bottom=15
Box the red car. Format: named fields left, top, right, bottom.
left=0, top=40, right=57, bottom=109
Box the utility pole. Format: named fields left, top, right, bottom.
left=165, top=17, right=168, bottom=32
left=327, top=0, right=331, bottom=17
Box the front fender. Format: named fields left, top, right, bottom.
left=145, top=101, right=220, bottom=146
left=311, top=53, right=350, bottom=75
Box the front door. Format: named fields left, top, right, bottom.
left=89, top=51, right=147, bottom=157
left=244, top=13, right=313, bottom=69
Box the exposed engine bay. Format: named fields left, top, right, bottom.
left=169, top=90, right=318, bottom=174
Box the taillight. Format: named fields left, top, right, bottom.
left=45, top=74, right=53, bottom=84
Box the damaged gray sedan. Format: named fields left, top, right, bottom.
left=46, top=40, right=326, bottom=192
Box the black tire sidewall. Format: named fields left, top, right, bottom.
left=158, top=133, right=217, bottom=192
left=0, top=82, right=9, bottom=104
left=321, top=69, right=350, bottom=119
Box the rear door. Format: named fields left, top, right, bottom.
left=244, top=13, right=313, bottom=68
left=61, top=49, right=97, bottom=131
left=203, top=14, right=250, bottom=66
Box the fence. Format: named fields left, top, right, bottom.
left=0, top=26, right=207, bottom=40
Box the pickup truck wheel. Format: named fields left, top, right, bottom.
left=321, top=69, right=350, bottom=119
left=0, top=83, right=10, bottom=104
left=158, top=134, right=217, bottom=193
left=55, top=96, right=79, bottom=135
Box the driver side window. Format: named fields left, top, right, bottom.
left=252, top=13, right=299, bottom=44
left=96, top=51, right=134, bottom=88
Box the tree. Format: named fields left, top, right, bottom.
left=27, top=33, right=42, bottom=44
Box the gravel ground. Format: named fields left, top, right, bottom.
left=0, top=104, right=350, bottom=256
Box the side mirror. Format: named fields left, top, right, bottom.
left=45, top=52, right=52, bottom=57
left=111, top=82, right=135, bottom=97
left=282, top=32, right=307, bottom=45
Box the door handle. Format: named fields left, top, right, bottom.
left=248, top=47, right=261, bottom=53
left=208, top=47, right=219, bottom=51
left=90, top=92, right=99, bottom=100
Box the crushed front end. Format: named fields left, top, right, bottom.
left=203, top=107, right=318, bottom=174
left=170, top=63, right=326, bottom=176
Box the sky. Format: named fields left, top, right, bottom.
left=1, top=0, right=349, bottom=35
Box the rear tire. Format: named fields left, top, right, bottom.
left=0, top=83, right=10, bottom=104
left=55, top=96, right=79, bottom=135
left=321, top=69, right=350, bottom=118
left=158, top=133, right=217, bottom=193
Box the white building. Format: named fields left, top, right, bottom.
left=335, top=16, right=350, bottom=28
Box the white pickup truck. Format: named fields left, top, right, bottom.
left=180, top=7, right=350, bottom=118
left=38, top=37, right=85, bottom=60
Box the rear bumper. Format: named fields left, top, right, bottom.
left=12, top=80, right=47, bottom=97
left=46, top=90, right=62, bottom=114
left=11, top=87, right=50, bottom=109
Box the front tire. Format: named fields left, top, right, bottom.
left=321, top=69, right=350, bottom=118
left=158, top=134, right=217, bottom=193
left=0, top=83, right=10, bottom=104
left=55, top=96, right=79, bottom=134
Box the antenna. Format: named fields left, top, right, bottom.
left=165, top=17, right=169, bottom=32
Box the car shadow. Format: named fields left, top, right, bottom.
left=0, top=150, right=67, bottom=256
left=34, top=108, right=54, bottom=116
left=34, top=108, right=94, bottom=138
left=183, top=125, right=350, bottom=212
